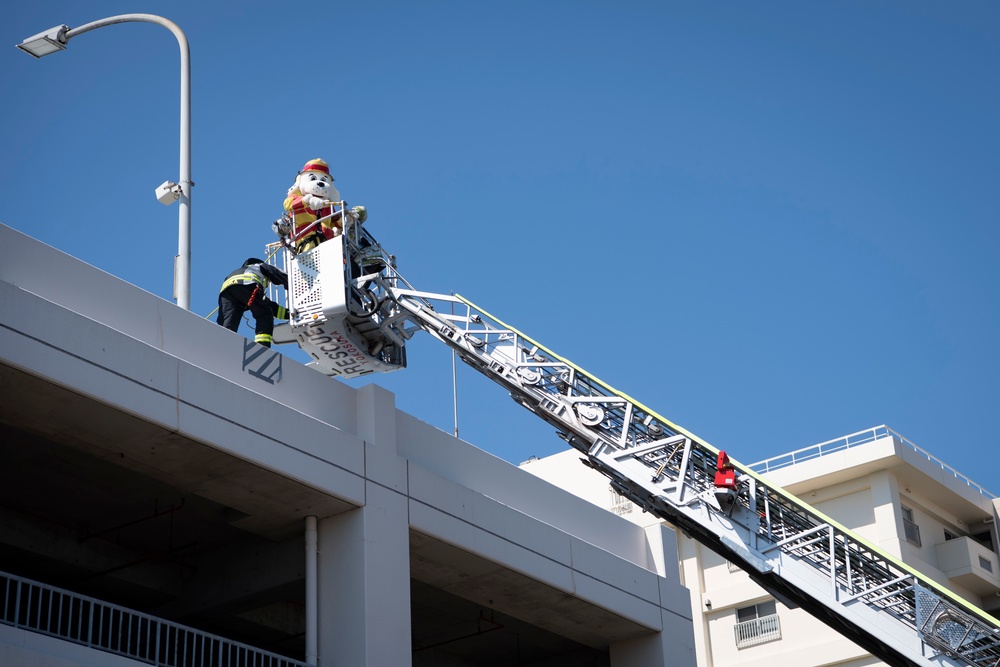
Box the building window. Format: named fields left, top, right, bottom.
left=609, top=487, right=634, bottom=517
left=979, top=556, right=994, bottom=574
left=944, top=529, right=957, bottom=541
left=734, top=601, right=780, bottom=648
left=901, top=506, right=922, bottom=547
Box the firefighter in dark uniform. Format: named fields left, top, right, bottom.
left=217, top=258, right=289, bottom=347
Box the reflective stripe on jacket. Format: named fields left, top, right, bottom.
left=220, top=265, right=269, bottom=293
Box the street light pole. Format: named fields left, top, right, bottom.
left=18, top=14, right=193, bottom=310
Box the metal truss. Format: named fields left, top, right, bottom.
left=361, top=278, right=1000, bottom=667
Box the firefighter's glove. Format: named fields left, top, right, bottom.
left=351, top=206, right=368, bottom=224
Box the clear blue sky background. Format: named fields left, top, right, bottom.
left=2, top=2, right=998, bottom=483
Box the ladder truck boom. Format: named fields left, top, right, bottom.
left=272, top=226, right=1000, bottom=667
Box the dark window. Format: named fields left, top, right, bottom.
left=737, top=600, right=777, bottom=623
left=902, top=507, right=921, bottom=547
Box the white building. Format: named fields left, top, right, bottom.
left=0, top=222, right=696, bottom=667
left=524, top=426, right=1000, bottom=667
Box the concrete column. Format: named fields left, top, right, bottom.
left=355, top=384, right=406, bottom=493
left=609, top=608, right=697, bottom=667
left=610, top=524, right=696, bottom=667
left=317, top=487, right=411, bottom=666
left=316, top=382, right=411, bottom=666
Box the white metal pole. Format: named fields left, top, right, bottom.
left=305, top=515, right=318, bottom=665
left=451, top=297, right=459, bottom=437
left=55, top=14, right=192, bottom=309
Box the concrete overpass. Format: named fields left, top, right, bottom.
left=0, top=223, right=695, bottom=666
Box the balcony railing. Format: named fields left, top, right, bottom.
left=749, top=425, right=997, bottom=499
left=734, top=613, right=781, bottom=648
left=0, top=570, right=308, bottom=667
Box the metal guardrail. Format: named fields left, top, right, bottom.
left=748, top=425, right=997, bottom=499
left=1, top=570, right=308, bottom=667
left=733, top=614, right=781, bottom=648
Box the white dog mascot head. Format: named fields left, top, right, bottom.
left=291, top=158, right=339, bottom=208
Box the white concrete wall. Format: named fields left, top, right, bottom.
left=402, top=419, right=663, bottom=573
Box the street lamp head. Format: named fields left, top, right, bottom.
left=17, top=25, right=70, bottom=58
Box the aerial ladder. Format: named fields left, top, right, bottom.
left=270, top=211, right=1000, bottom=667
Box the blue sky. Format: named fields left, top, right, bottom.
left=2, top=1, right=998, bottom=483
